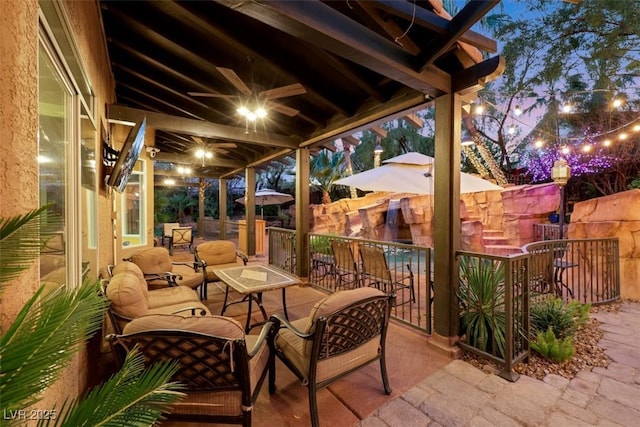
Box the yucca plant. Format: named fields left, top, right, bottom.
left=457, top=256, right=506, bottom=358
left=0, top=205, right=184, bottom=426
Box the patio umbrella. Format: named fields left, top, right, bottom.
left=333, top=152, right=503, bottom=194
left=236, top=189, right=294, bottom=217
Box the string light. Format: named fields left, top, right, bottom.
left=508, top=124, right=517, bottom=135
left=534, top=139, right=545, bottom=148
left=514, top=105, right=522, bottom=116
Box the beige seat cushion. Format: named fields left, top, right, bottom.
left=146, top=286, right=201, bottom=308
left=112, top=261, right=146, bottom=283
left=123, top=314, right=244, bottom=338
left=172, top=264, right=204, bottom=289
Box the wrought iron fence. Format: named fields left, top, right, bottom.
left=309, top=233, right=432, bottom=334
left=268, top=227, right=296, bottom=274
left=522, top=238, right=620, bottom=305
left=456, top=251, right=530, bottom=381
left=533, top=223, right=568, bottom=241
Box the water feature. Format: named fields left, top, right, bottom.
left=383, top=199, right=401, bottom=242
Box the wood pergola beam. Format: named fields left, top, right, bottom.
left=108, top=105, right=300, bottom=149
left=222, top=0, right=450, bottom=96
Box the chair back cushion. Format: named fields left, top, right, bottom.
left=129, top=247, right=173, bottom=274
left=112, top=261, right=146, bottom=284
left=123, top=314, right=245, bottom=339
left=163, top=222, right=179, bottom=237
left=196, top=240, right=238, bottom=265
left=106, top=272, right=149, bottom=318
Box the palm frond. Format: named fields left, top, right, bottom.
left=39, top=348, right=185, bottom=427
left=0, top=279, right=108, bottom=411
left=0, top=203, right=63, bottom=287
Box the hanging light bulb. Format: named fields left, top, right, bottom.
left=619, top=133, right=628, bottom=140
left=534, top=139, right=545, bottom=148
left=474, top=102, right=484, bottom=115
left=508, top=124, right=516, bottom=135
left=602, top=139, right=612, bottom=147
left=514, top=105, right=522, bottom=116
left=561, top=102, right=572, bottom=114
left=561, top=146, right=570, bottom=155
left=582, top=144, right=592, bottom=153
left=633, top=124, right=640, bottom=132
left=612, top=98, right=623, bottom=108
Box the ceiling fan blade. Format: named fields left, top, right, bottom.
left=191, top=136, right=205, bottom=144
left=216, top=67, right=252, bottom=95
left=210, top=147, right=229, bottom=154
left=188, top=92, right=238, bottom=99
left=259, top=83, right=306, bottom=99
left=266, top=101, right=300, bottom=117
left=210, top=142, right=237, bottom=148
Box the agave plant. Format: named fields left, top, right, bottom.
left=457, top=255, right=506, bottom=358
left=0, top=205, right=184, bottom=426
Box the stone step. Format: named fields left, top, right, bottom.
left=483, top=236, right=510, bottom=246
left=482, top=229, right=504, bottom=237
left=484, top=245, right=524, bottom=256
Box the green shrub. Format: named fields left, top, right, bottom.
left=530, top=297, right=590, bottom=340
left=531, top=327, right=575, bottom=362
left=458, top=256, right=506, bottom=358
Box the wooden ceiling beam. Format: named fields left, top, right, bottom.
left=415, top=1, right=500, bottom=71
left=153, top=152, right=244, bottom=168
left=403, top=113, right=424, bottom=130
left=153, top=1, right=352, bottom=119
left=452, top=56, right=505, bottom=95
left=373, top=0, right=498, bottom=53
left=358, top=1, right=421, bottom=56
left=108, top=105, right=300, bottom=149
left=222, top=0, right=450, bottom=96
left=342, top=135, right=360, bottom=146
left=370, top=126, right=388, bottom=138
left=118, top=83, right=205, bottom=121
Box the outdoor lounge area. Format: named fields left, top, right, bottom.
left=3, top=0, right=640, bottom=426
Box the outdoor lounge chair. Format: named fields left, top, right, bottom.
left=194, top=240, right=248, bottom=300
left=330, top=240, right=361, bottom=290
left=268, top=287, right=394, bottom=427
left=109, top=314, right=275, bottom=427
left=168, top=226, right=193, bottom=255
left=102, top=269, right=209, bottom=334
left=358, top=243, right=416, bottom=305
left=125, top=247, right=204, bottom=295
left=161, top=222, right=179, bottom=247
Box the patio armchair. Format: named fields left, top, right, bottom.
left=358, top=243, right=416, bottom=305
left=194, top=240, right=248, bottom=300
left=168, top=226, right=194, bottom=255
left=108, top=314, right=275, bottom=427
left=102, top=269, right=209, bottom=334
left=330, top=240, right=361, bottom=290
left=268, top=287, right=394, bottom=427
left=125, top=247, right=204, bottom=296
left=161, top=222, right=179, bottom=247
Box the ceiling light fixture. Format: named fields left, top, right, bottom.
left=237, top=105, right=267, bottom=134
left=195, top=149, right=213, bottom=166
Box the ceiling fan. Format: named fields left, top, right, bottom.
left=188, top=67, right=306, bottom=117
left=190, top=136, right=236, bottom=155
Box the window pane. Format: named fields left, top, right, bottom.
left=122, top=161, right=146, bottom=247
left=39, top=43, right=70, bottom=285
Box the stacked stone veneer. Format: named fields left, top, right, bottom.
left=569, top=189, right=640, bottom=300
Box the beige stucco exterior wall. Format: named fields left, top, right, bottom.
left=1, top=0, right=119, bottom=414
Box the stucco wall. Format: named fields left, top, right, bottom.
left=1, top=0, right=117, bottom=415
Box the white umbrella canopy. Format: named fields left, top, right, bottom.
left=235, top=189, right=294, bottom=206
left=333, top=152, right=503, bottom=194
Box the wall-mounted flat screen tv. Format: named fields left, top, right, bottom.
left=107, top=116, right=146, bottom=193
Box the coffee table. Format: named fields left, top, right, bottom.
left=214, top=264, right=302, bottom=332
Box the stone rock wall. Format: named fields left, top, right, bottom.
left=501, top=183, right=560, bottom=245
left=569, top=190, right=640, bottom=300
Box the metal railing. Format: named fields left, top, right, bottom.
left=522, top=238, right=620, bottom=305
left=309, top=234, right=432, bottom=333
left=533, top=223, right=568, bottom=241
left=456, top=251, right=530, bottom=381
left=268, top=229, right=620, bottom=380
left=268, top=227, right=296, bottom=274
